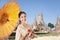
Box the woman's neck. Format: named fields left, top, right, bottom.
left=21, top=23, right=26, bottom=25
left=21, top=23, right=26, bottom=27
left=21, top=23, right=29, bottom=29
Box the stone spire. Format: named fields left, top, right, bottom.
left=56, top=17, right=60, bottom=25
left=37, top=13, right=45, bottom=26
left=55, top=17, right=60, bottom=30
left=33, top=16, right=39, bottom=31
left=34, top=16, right=37, bottom=26
left=37, top=13, right=48, bottom=32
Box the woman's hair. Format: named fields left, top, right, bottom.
left=18, top=11, right=26, bottom=24
left=18, top=11, right=26, bottom=18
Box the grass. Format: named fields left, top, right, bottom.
left=9, top=33, right=60, bottom=40
left=36, top=33, right=60, bottom=37
left=9, top=39, right=15, bottom=40
left=9, top=36, right=15, bottom=40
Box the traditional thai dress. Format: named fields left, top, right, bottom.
left=15, top=24, right=31, bottom=40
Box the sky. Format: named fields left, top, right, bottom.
left=0, top=0, right=60, bottom=25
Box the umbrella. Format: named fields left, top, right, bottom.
left=0, top=1, right=20, bottom=38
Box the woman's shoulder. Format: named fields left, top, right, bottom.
left=26, top=24, right=30, bottom=27
left=27, top=24, right=30, bottom=26
left=17, top=24, right=23, bottom=29
left=18, top=24, right=23, bottom=27
left=26, top=24, right=32, bottom=29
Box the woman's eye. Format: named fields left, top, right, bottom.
left=22, top=17, right=23, bottom=18
left=24, top=16, right=26, bottom=17
left=21, top=16, right=23, bottom=18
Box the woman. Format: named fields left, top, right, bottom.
left=15, top=11, right=34, bottom=40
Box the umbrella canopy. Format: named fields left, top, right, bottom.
left=0, top=1, right=20, bottom=38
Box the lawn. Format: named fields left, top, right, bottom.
left=36, top=33, right=60, bottom=37
left=9, top=33, right=60, bottom=40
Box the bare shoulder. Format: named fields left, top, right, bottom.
left=26, top=24, right=32, bottom=29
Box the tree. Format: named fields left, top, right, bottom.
left=48, top=23, right=54, bottom=28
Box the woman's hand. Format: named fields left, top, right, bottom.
left=27, top=28, right=35, bottom=38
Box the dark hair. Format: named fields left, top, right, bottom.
left=18, top=11, right=26, bottom=18
left=18, top=11, right=26, bottom=24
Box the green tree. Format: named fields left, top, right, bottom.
left=48, top=23, right=54, bottom=28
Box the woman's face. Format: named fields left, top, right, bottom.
left=19, top=13, right=26, bottom=24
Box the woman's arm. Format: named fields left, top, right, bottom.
left=27, top=24, right=36, bottom=38
left=18, top=25, right=29, bottom=40
left=15, top=26, right=21, bottom=40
